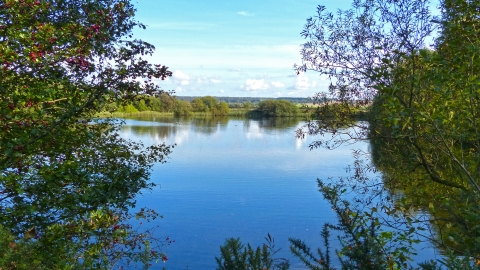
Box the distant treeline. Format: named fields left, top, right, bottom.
left=176, top=96, right=312, bottom=106
left=105, top=94, right=309, bottom=117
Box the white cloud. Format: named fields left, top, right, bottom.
left=193, top=76, right=221, bottom=84
left=195, top=77, right=207, bottom=84
left=241, top=79, right=270, bottom=91
left=291, top=73, right=317, bottom=90
left=172, top=70, right=190, bottom=85
left=237, top=11, right=254, bottom=17
left=235, top=76, right=290, bottom=93
left=175, top=86, right=184, bottom=93
left=271, top=81, right=285, bottom=88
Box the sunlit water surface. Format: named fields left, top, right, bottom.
left=119, top=116, right=438, bottom=269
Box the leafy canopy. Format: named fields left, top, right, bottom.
left=1, top=0, right=173, bottom=267
left=292, top=0, right=480, bottom=267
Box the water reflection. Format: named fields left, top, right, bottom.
left=117, top=115, right=366, bottom=269
left=129, top=125, right=173, bottom=139
left=370, top=135, right=475, bottom=256
left=190, top=116, right=229, bottom=134
left=117, top=115, right=437, bottom=269
left=256, top=117, right=303, bottom=130
left=121, top=116, right=305, bottom=146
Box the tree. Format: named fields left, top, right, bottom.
left=293, top=0, right=480, bottom=266
left=368, top=0, right=480, bottom=256
left=118, top=102, right=139, bottom=113
left=191, top=97, right=205, bottom=112
left=134, top=98, right=149, bottom=111
left=295, top=0, right=434, bottom=148
left=146, top=95, right=162, bottom=111
left=214, top=101, right=230, bottom=116
left=257, top=100, right=300, bottom=117
left=158, top=92, right=175, bottom=112
left=0, top=0, right=172, bottom=267
left=201, top=95, right=219, bottom=110
left=243, top=101, right=252, bottom=111
left=190, top=96, right=230, bottom=115
left=174, top=99, right=193, bottom=116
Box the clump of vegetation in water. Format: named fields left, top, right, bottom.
left=256, top=100, right=300, bottom=117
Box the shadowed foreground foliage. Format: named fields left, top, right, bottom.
left=1, top=0, right=172, bottom=268
left=289, top=0, right=480, bottom=268
left=216, top=235, right=290, bottom=270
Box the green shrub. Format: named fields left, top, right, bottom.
left=257, top=100, right=300, bottom=117
left=216, top=235, right=290, bottom=270
left=118, top=104, right=139, bottom=113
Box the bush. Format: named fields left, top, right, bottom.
left=257, top=100, right=300, bottom=117
left=118, top=103, right=139, bottom=113
left=216, top=235, right=290, bottom=270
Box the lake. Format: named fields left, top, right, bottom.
left=119, top=116, right=438, bottom=269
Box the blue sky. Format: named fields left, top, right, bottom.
left=131, top=0, right=352, bottom=97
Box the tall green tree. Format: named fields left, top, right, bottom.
left=295, top=0, right=434, bottom=147
left=201, top=96, right=219, bottom=110
left=174, top=99, right=193, bottom=116
left=191, top=97, right=205, bottom=112
left=368, top=0, right=480, bottom=257
left=158, top=92, right=175, bottom=112
left=292, top=0, right=480, bottom=266
left=213, top=101, right=230, bottom=116
left=0, top=0, right=172, bottom=267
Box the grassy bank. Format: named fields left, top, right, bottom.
left=96, top=111, right=175, bottom=118
left=96, top=107, right=334, bottom=119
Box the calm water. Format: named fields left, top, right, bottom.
left=119, top=116, right=435, bottom=269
